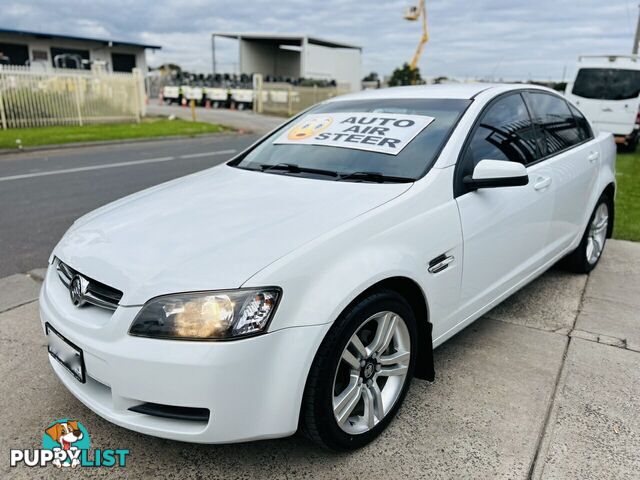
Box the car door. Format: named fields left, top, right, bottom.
left=453, top=92, right=555, bottom=322
left=524, top=92, right=599, bottom=254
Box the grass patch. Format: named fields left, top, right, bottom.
left=0, top=118, right=232, bottom=149
left=615, top=152, right=640, bottom=241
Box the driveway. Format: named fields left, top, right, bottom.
left=1, top=240, right=638, bottom=479
left=147, top=103, right=285, bottom=134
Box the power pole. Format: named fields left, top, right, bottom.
left=634, top=3, right=640, bottom=54
left=211, top=35, right=216, bottom=75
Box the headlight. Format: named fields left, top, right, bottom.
left=129, top=288, right=281, bottom=341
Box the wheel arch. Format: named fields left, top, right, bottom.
left=602, top=182, right=615, bottom=238
left=346, top=276, right=435, bottom=381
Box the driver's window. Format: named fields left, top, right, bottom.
left=460, top=93, right=539, bottom=181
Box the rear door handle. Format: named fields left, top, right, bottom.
left=534, top=176, right=552, bottom=191
left=588, top=151, right=599, bottom=163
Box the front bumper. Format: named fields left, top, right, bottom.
left=39, top=265, right=329, bottom=443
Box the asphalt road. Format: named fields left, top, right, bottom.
left=0, top=134, right=258, bottom=277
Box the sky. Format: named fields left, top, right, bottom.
left=2, top=0, right=638, bottom=81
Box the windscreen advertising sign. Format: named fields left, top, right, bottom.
left=273, top=112, right=435, bottom=155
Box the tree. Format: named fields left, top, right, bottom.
left=362, top=72, right=379, bottom=82
left=155, top=63, right=182, bottom=74
left=388, top=63, right=422, bottom=86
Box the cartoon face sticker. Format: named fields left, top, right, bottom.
left=287, top=116, right=333, bottom=140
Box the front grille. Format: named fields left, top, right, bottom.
left=55, top=258, right=123, bottom=311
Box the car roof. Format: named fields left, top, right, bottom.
left=325, top=83, right=552, bottom=103
left=576, top=55, right=640, bottom=70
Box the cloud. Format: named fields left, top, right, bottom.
left=0, top=0, right=634, bottom=80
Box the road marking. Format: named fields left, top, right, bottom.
left=0, top=149, right=237, bottom=182
left=179, top=149, right=236, bottom=159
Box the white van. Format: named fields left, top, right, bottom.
left=565, top=55, right=640, bottom=151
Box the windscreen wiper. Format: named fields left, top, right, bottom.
left=337, top=171, right=414, bottom=183
left=260, top=163, right=339, bottom=178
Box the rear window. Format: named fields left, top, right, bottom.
left=572, top=68, right=640, bottom=100
left=568, top=104, right=593, bottom=142
left=527, top=92, right=583, bottom=156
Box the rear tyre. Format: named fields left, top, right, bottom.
left=562, top=194, right=610, bottom=273
left=300, top=290, right=417, bottom=451
left=619, top=133, right=638, bottom=153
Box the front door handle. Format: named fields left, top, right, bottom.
left=534, top=176, right=552, bottom=191
left=588, top=151, right=599, bottom=163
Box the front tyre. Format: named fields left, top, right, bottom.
left=563, top=194, right=610, bottom=273
left=301, top=290, right=417, bottom=450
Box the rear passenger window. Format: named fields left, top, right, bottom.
left=526, top=92, right=583, bottom=156
left=459, top=93, right=538, bottom=180
left=568, top=104, right=594, bottom=142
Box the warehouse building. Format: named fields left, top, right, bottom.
left=0, top=28, right=160, bottom=72
left=212, top=32, right=362, bottom=91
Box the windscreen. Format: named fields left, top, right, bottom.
left=572, top=68, right=640, bottom=100
left=231, top=98, right=471, bottom=181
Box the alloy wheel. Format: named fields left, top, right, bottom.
left=332, top=311, right=411, bottom=434
left=586, top=203, right=608, bottom=265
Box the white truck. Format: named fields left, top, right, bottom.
left=182, top=85, right=204, bottom=105
left=565, top=55, right=640, bottom=151
left=229, top=88, right=254, bottom=110
left=161, top=86, right=181, bottom=105
left=205, top=87, right=229, bottom=108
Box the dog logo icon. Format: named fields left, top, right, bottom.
left=43, top=419, right=89, bottom=468
left=10, top=418, right=128, bottom=468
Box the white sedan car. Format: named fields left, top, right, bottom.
left=41, top=84, right=616, bottom=451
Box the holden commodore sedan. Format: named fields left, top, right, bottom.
left=41, top=84, right=615, bottom=451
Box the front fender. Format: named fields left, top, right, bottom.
left=243, top=168, right=463, bottom=338
left=264, top=243, right=429, bottom=333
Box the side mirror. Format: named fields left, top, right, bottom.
left=463, top=159, right=529, bottom=191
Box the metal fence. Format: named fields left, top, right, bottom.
left=253, top=76, right=349, bottom=116
left=0, top=66, right=146, bottom=129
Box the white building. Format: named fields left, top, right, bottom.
left=0, top=28, right=160, bottom=72
left=212, top=33, right=362, bottom=91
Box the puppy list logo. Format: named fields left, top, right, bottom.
left=10, top=419, right=129, bottom=468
